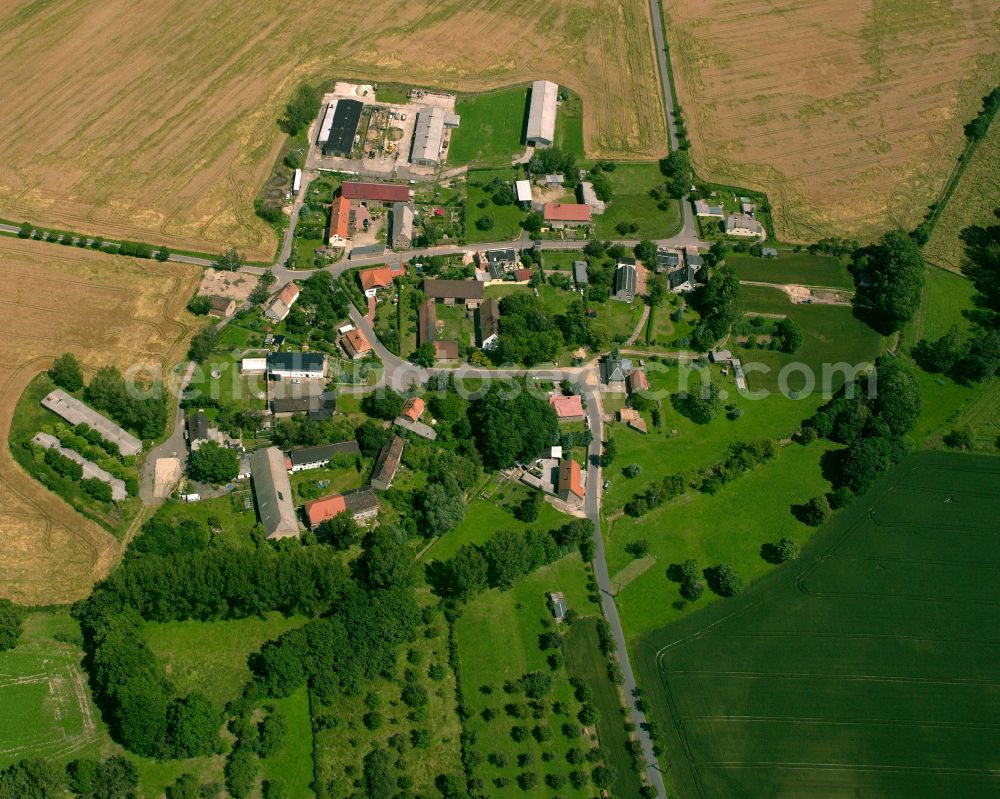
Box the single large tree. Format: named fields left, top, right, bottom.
left=187, top=442, right=239, bottom=484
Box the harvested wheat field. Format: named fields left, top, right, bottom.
left=0, top=237, right=200, bottom=605
left=0, top=0, right=664, bottom=261
left=665, top=0, right=1000, bottom=242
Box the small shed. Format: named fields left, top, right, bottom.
left=549, top=591, right=567, bottom=622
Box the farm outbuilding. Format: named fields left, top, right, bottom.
left=323, top=99, right=363, bottom=156
left=526, top=80, right=558, bottom=147
left=411, top=106, right=458, bottom=165
left=250, top=447, right=299, bottom=540
left=41, top=389, right=142, bottom=456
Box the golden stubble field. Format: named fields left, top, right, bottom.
left=0, top=0, right=664, bottom=261
left=0, top=237, right=200, bottom=605
left=664, top=0, right=1000, bottom=242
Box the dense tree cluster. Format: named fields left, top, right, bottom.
left=659, top=150, right=692, bottom=198
left=49, top=352, right=84, bottom=392
left=468, top=383, right=558, bottom=469
left=853, top=230, right=925, bottom=333
left=495, top=294, right=563, bottom=366
left=528, top=147, right=578, bottom=187
left=279, top=84, right=321, bottom=135
left=186, top=441, right=239, bottom=484
left=672, top=379, right=723, bottom=424
left=0, top=599, right=23, bottom=652
left=913, top=324, right=999, bottom=383
left=807, top=358, right=920, bottom=497
left=432, top=519, right=594, bottom=598
left=690, top=264, right=740, bottom=351
left=84, top=366, right=167, bottom=439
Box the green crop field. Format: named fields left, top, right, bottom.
left=454, top=554, right=602, bottom=798
left=636, top=452, right=1000, bottom=799
left=0, top=612, right=115, bottom=767
left=554, top=91, right=585, bottom=157
left=449, top=87, right=529, bottom=165
left=593, top=163, right=683, bottom=240
left=727, top=251, right=853, bottom=288
left=563, top=618, right=645, bottom=798
left=737, top=285, right=883, bottom=394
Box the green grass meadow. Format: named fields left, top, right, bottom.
left=593, top=163, right=683, bottom=240
left=635, top=452, right=1000, bottom=799
left=144, top=613, right=307, bottom=710
left=737, top=285, right=883, bottom=394
left=728, top=251, right=853, bottom=287
left=466, top=168, right=527, bottom=242
left=259, top=688, right=315, bottom=797
left=449, top=86, right=529, bottom=165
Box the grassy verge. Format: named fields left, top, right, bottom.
left=727, top=251, right=853, bottom=287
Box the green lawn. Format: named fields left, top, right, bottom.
left=150, top=494, right=260, bottom=550
left=258, top=688, right=315, bottom=797
left=0, top=612, right=117, bottom=768
left=635, top=452, right=1000, bottom=799
left=145, top=613, right=306, bottom=710
left=737, top=285, right=883, bottom=394
left=602, top=364, right=822, bottom=514
left=455, top=555, right=601, bottom=798
left=563, top=619, right=646, bottom=798
left=554, top=91, right=585, bottom=157
left=189, top=349, right=268, bottom=413
left=611, top=438, right=838, bottom=640
left=427, top=476, right=567, bottom=562
left=466, top=168, right=526, bottom=241
left=593, top=163, right=683, bottom=240
left=727, top=251, right=853, bottom=288
left=906, top=265, right=978, bottom=346
left=435, top=301, right=475, bottom=347
left=449, top=86, right=529, bottom=165
left=290, top=461, right=369, bottom=504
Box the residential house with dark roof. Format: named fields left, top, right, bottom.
left=725, top=212, right=764, bottom=238
left=573, top=260, right=588, bottom=286
left=694, top=199, right=724, bottom=218
left=391, top=202, right=414, bottom=250
left=266, top=351, right=327, bottom=379
left=599, top=354, right=633, bottom=390
left=186, top=411, right=209, bottom=450
left=655, top=250, right=680, bottom=273
left=423, top=279, right=484, bottom=308
left=288, top=441, right=360, bottom=472
left=269, top=392, right=337, bottom=421
left=370, top=435, right=405, bottom=490
left=250, top=447, right=299, bottom=539
left=207, top=296, right=236, bottom=318
left=614, top=258, right=638, bottom=303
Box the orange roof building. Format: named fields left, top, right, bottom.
left=401, top=397, right=425, bottom=422
left=340, top=328, right=372, bottom=359
left=304, top=494, right=347, bottom=528
left=628, top=370, right=649, bottom=393
left=328, top=195, right=351, bottom=245
left=558, top=458, right=585, bottom=500
left=549, top=393, right=585, bottom=420
left=359, top=264, right=406, bottom=295
left=543, top=202, right=592, bottom=226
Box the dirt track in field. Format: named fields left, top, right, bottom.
left=0, top=0, right=665, bottom=261
left=0, top=237, right=200, bottom=605
left=664, top=0, right=1000, bottom=242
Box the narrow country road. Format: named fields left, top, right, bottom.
left=647, top=0, right=679, bottom=150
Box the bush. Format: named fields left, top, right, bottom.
left=943, top=427, right=974, bottom=449
left=774, top=536, right=799, bottom=562
left=712, top=563, right=743, bottom=596
left=799, top=495, right=830, bottom=527
left=49, top=353, right=84, bottom=392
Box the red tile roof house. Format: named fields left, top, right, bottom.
left=264, top=282, right=300, bottom=323
left=304, top=488, right=378, bottom=528
left=557, top=457, right=585, bottom=501
left=359, top=263, right=406, bottom=298
left=628, top=370, right=649, bottom=395
left=340, top=181, right=411, bottom=206
left=328, top=194, right=351, bottom=247
left=543, top=202, right=592, bottom=229
left=401, top=397, right=425, bottom=422
left=340, top=328, right=372, bottom=360
left=549, top=393, right=585, bottom=422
